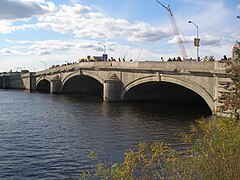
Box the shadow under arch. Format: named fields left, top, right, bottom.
left=61, top=72, right=103, bottom=95
left=62, top=71, right=104, bottom=88
left=121, top=75, right=213, bottom=112
left=36, top=78, right=51, bottom=93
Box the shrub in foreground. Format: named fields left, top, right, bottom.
left=81, top=117, right=240, bottom=179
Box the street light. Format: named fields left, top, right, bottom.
left=188, top=20, right=200, bottom=61
left=41, top=61, right=47, bottom=70
left=98, top=42, right=108, bottom=61
left=98, top=42, right=107, bottom=54
left=237, top=16, right=240, bottom=19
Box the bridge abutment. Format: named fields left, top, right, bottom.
left=0, top=76, right=9, bottom=89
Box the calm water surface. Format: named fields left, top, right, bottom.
left=0, top=90, right=210, bottom=179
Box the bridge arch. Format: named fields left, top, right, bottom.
left=121, top=75, right=213, bottom=111
left=61, top=71, right=104, bottom=94
left=61, top=71, right=104, bottom=87
left=36, top=77, right=51, bottom=93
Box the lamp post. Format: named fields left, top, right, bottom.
left=41, top=61, right=47, bottom=70
left=98, top=42, right=107, bottom=60
left=188, top=21, right=200, bottom=61
left=98, top=42, right=106, bottom=54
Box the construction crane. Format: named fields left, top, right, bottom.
left=156, top=0, right=188, bottom=60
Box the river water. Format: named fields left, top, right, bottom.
left=0, top=90, right=211, bottom=179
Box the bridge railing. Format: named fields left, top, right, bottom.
left=35, top=63, right=79, bottom=76
left=78, top=61, right=227, bottom=72
left=35, top=61, right=227, bottom=76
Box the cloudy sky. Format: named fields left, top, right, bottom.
left=0, top=0, right=239, bottom=71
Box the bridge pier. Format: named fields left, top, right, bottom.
left=103, top=75, right=123, bottom=101
left=21, top=73, right=36, bottom=91
left=51, top=79, right=61, bottom=94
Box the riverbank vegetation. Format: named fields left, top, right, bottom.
left=81, top=117, right=240, bottom=179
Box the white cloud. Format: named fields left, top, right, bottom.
left=237, top=4, right=240, bottom=10
left=5, top=39, right=33, bottom=44
left=1, top=38, right=164, bottom=72
left=1, top=38, right=163, bottom=62
left=223, top=28, right=240, bottom=40
left=166, top=33, right=231, bottom=59
left=2, top=39, right=101, bottom=56
left=0, top=47, right=28, bottom=55
left=0, top=0, right=53, bottom=20
left=200, top=34, right=224, bottom=46
left=0, top=3, right=170, bottom=42
left=37, top=50, right=51, bottom=56
left=0, top=20, right=15, bottom=34
left=0, top=0, right=58, bottom=33
left=0, top=48, right=12, bottom=54
left=52, top=4, right=169, bottom=42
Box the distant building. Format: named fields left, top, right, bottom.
left=93, top=56, right=103, bottom=61
left=79, top=55, right=104, bottom=62
left=232, top=41, right=240, bottom=61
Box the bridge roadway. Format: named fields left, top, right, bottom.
left=12, top=61, right=230, bottom=115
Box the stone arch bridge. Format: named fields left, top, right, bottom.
left=20, top=61, right=228, bottom=115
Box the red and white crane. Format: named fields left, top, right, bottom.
left=156, top=0, right=188, bottom=60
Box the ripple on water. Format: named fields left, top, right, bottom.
left=0, top=90, right=209, bottom=179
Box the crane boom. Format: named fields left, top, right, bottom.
left=156, top=0, right=188, bottom=60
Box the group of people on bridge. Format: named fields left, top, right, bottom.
left=166, top=57, right=183, bottom=62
